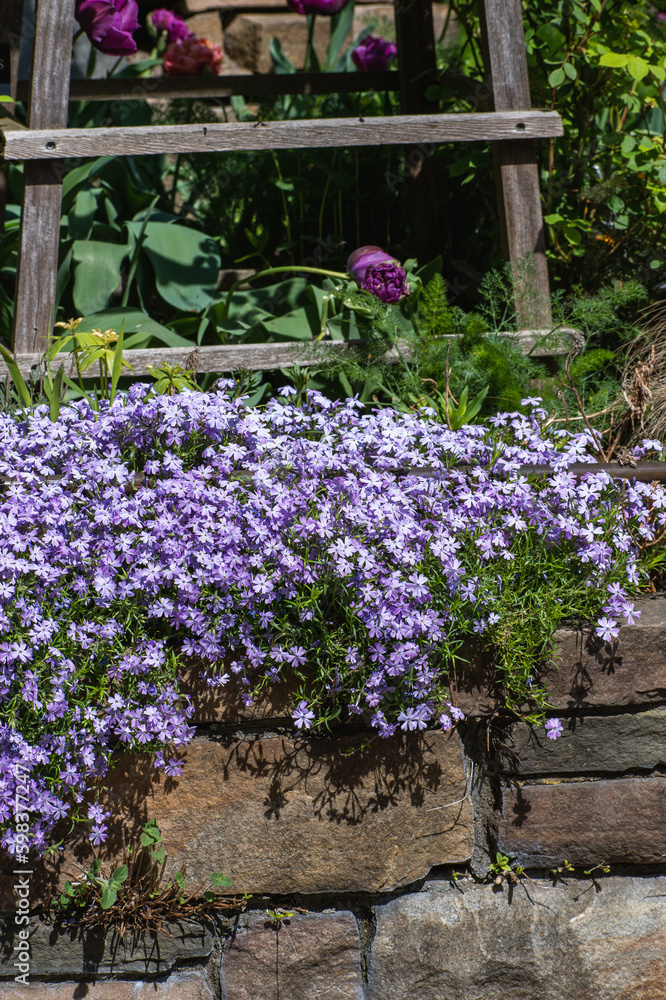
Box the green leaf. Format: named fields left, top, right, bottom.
left=250, top=304, right=320, bottom=342
left=44, top=364, right=64, bottom=423
left=563, top=61, right=577, bottom=81
left=327, top=0, right=355, bottom=71
left=127, top=221, right=221, bottom=313
left=61, top=157, right=115, bottom=213
left=548, top=67, right=566, bottom=87
left=626, top=55, right=650, bottom=81
left=100, top=885, right=118, bottom=910
left=68, top=188, right=101, bottom=241
left=77, top=309, right=193, bottom=348
left=71, top=241, right=130, bottom=316
left=110, top=321, right=126, bottom=403
left=269, top=37, right=296, bottom=74
left=110, top=864, right=128, bottom=885
left=210, top=872, right=232, bottom=888
left=0, top=345, right=31, bottom=409
left=599, top=52, right=629, bottom=68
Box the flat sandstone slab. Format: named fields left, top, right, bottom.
left=221, top=912, right=363, bottom=1000
left=504, top=707, right=666, bottom=775
left=499, top=775, right=666, bottom=867
left=0, top=972, right=212, bottom=999
left=366, top=877, right=666, bottom=1000
left=92, top=731, right=472, bottom=895
left=454, top=594, right=666, bottom=716
left=542, top=594, right=666, bottom=709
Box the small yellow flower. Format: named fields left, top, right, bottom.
left=54, top=317, right=85, bottom=333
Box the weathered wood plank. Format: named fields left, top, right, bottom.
left=1, top=110, right=563, bottom=160
left=16, top=70, right=400, bottom=103
left=480, top=0, right=553, bottom=327
left=12, top=0, right=75, bottom=354
left=0, top=328, right=579, bottom=378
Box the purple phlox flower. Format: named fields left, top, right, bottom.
left=148, top=7, right=193, bottom=42
left=596, top=616, right=619, bottom=642
left=292, top=699, right=315, bottom=729
left=75, top=0, right=139, bottom=55
left=347, top=246, right=410, bottom=303
left=622, top=603, right=641, bottom=625
left=545, top=718, right=563, bottom=740
left=397, top=706, right=427, bottom=731
left=446, top=702, right=465, bottom=722
left=89, top=822, right=108, bottom=846
left=351, top=35, right=397, bottom=71
left=439, top=713, right=453, bottom=731
left=164, top=757, right=184, bottom=777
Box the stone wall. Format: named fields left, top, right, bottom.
left=1, top=596, right=665, bottom=999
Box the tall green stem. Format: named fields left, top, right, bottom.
left=304, top=14, right=317, bottom=72
left=271, top=151, right=293, bottom=260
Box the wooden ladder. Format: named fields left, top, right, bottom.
left=0, top=0, right=562, bottom=369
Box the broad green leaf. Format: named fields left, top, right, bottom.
left=563, top=224, right=583, bottom=244
left=210, top=872, right=232, bottom=888
left=599, top=52, right=629, bottom=68
left=71, top=241, right=130, bottom=316
left=68, top=188, right=101, bottom=241
left=127, top=221, right=220, bottom=313
left=100, top=885, right=118, bottom=910
left=250, top=303, right=321, bottom=342
left=563, top=62, right=577, bottom=81
left=110, top=864, right=128, bottom=884
left=626, top=55, right=650, bottom=81
left=649, top=63, right=666, bottom=82
left=548, top=67, right=566, bottom=87
left=327, top=0, right=355, bottom=71
left=76, top=309, right=192, bottom=347
left=61, top=157, right=115, bottom=213
left=415, top=256, right=443, bottom=287
left=269, top=37, right=296, bottom=74
left=218, top=278, right=314, bottom=327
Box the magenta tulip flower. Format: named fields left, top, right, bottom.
left=351, top=35, right=398, bottom=72
left=147, top=8, right=193, bottom=44
left=347, top=245, right=410, bottom=303
left=75, top=0, right=139, bottom=56
left=287, top=0, right=350, bottom=15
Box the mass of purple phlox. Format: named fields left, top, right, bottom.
left=0, top=387, right=662, bottom=855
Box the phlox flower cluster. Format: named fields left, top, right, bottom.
left=0, top=387, right=663, bottom=856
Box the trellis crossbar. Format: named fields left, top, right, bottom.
left=0, top=111, right=563, bottom=160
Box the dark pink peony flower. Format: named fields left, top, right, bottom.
left=75, top=0, right=139, bottom=56
left=163, top=36, right=223, bottom=76
left=351, top=35, right=398, bottom=72
left=148, top=8, right=193, bottom=43
left=347, top=245, right=410, bottom=303
left=287, top=0, right=350, bottom=15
